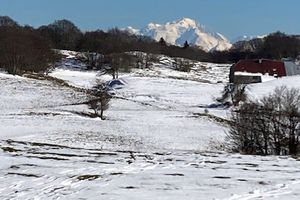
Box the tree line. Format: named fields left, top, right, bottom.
left=0, top=25, right=57, bottom=75
left=226, top=32, right=300, bottom=62
left=37, top=20, right=211, bottom=61
left=35, top=19, right=300, bottom=63
left=0, top=16, right=300, bottom=75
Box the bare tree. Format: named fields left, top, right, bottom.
left=88, top=82, right=111, bottom=120
left=228, top=86, right=300, bottom=155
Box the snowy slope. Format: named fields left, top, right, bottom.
left=2, top=52, right=300, bottom=199
left=1, top=71, right=300, bottom=199
left=247, top=75, right=300, bottom=100
left=130, top=55, right=231, bottom=83
left=126, top=18, right=232, bottom=52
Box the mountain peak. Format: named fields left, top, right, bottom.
left=126, top=18, right=232, bottom=51
left=0, top=16, right=19, bottom=27
left=176, top=17, right=197, bottom=27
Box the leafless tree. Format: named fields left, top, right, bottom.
left=88, top=82, right=111, bottom=120
left=228, top=86, right=300, bottom=155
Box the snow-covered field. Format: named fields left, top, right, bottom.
left=247, top=75, right=300, bottom=100
left=1, top=53, right=300, bottom=199
left=131, top=55, right=230, bottom=84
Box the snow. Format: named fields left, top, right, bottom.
left=50, top=68, right=99, bottom=88
left=126, top=18, right=232, bottom=51
left=2, top=138, right=300, bottom=200
left=247, top=75, right=300, bottom=100
left=131, top=54, right=231, bottom=83
left=126, top=26, right=140, bottom=35
left=1, top=54, right=300, bottom=199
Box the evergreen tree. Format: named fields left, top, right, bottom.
left=183, top=40, right=189, bottom=49
left=159, top=37, right=167, bottom=46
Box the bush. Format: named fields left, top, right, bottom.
left=173, top=58, right=193, bottom=72
left=228, top=86, right=300, bottom=155
left=217, top=83, right=247, bottom=107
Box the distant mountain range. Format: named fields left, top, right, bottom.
left=231, top=35, right=267, bottom=44
left=2, top=15, right=296, bottom=55
left=232, top=37, right=265, bottom=52
left=126, top=18, right=232, bottom=52
left=0, top=16, right=18, bottom=27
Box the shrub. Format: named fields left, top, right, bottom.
left=217, top=83, right=247, bottom=107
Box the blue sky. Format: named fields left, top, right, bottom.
left=0, top=0, right=299, bottom=40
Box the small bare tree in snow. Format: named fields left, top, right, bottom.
left=88, top=82, right=111, bottom=120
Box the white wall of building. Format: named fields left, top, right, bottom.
left=284, top=61, right=300, bottom=76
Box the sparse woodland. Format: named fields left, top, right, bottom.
left=228, top=86, right=300, bottom=155
left=0, top=26, right=57, bottom=75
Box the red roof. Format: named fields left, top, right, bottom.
left=234, top=59, right=286, bottom=77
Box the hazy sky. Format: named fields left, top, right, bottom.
left=0, top=0, right=299, bottom=40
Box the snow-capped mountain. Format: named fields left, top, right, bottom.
left=232, top=35, right=267, bottom=43
left=126, top=18, right=232, bottom=52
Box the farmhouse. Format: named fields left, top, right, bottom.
left=230, top=59, right=300, bottom=83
